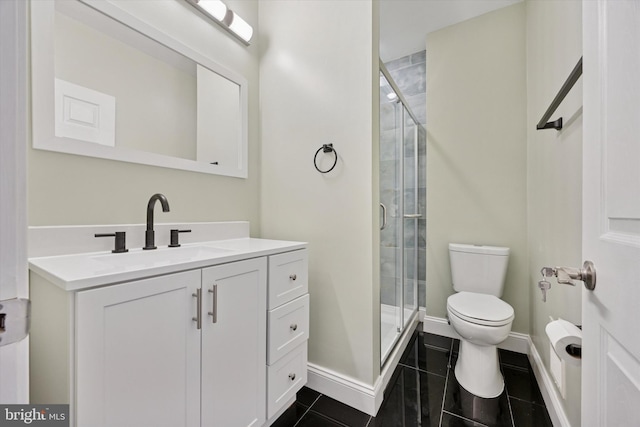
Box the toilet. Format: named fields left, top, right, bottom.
left=446, top=243, right=514, bottom=398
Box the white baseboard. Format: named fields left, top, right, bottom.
left=306, top=313, right=420, bottom=416
left=306, top=363, right=378, bottom=416
left=421, top=315, right=529, bottom=354
left=528, top=337, right=571, bottom=427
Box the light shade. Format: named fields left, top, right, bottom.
left=195, top=0, right=227, bottom=21
left=225, top=11, right=253, bottom=43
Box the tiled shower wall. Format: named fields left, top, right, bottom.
left=380, top=51, right=427, bottom=308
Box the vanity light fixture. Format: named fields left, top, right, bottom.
left=187, top=0, right=253, bottom=45
left=194, top=0, right=227, bottom=21
left=223, top=10, right=253, bottom=44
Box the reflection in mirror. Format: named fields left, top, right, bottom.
left=196, top=65, right=241, bottom=167
left=32, top=0, right=248, bottom=178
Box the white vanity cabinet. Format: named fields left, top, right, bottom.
left=29, top=238, right=307, bottom=427
left=74, top=270, right=202, bottom=427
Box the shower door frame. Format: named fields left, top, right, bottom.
left=379, top=62, right=422, bottom=366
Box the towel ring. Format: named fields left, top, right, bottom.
left=314, top=144, right=338, bottom=174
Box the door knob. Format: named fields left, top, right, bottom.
left=541, top=261, right=596, bottom=290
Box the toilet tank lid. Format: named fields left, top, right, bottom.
left=449, top=243, right=509, bottom=256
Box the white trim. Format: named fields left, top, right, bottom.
left=528, top=336, right=572, bottom=427
left=422, top=314, right=460, bottom=339
left=0, top=0, right=29, bottom=403
left=421, top=315, right=529, bottom=354
left=418, top=306, right=427, bottom=322
left=306, top=315, right=420, bottom=416
left=306, top=363, right=377, bottom=416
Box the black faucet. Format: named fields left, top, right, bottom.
left=143, top=193, right=170, bottom=250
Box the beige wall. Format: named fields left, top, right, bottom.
left=259, top=1, right=380, bottom=384
left=29, top=0, right=261, bottom=235
left=526, top=1, right=583, bottom=425
left=425, top=3, right=529, bottom=333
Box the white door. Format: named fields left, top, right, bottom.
left=582, top=1, right=640, bottom=425
left=75, top=271, right=201, bottom=427
left=0, top=0, right=29, bottom=403
left=201, top=258, right=266, bottom=427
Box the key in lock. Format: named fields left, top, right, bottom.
left=538, top=280, right=551, bottom=302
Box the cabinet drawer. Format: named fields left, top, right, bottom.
left=267, top=343, right=308, bottom=419
left=268, top=249, right=308, bottom=309
left=268, top=294, right=309, bottom=364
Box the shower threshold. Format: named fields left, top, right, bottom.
left=381, top=303, right=416, bottom=364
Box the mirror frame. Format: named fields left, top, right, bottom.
left=31, top=0, right=249, bottom=178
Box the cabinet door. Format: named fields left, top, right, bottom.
left=76, top=270, right=201, bottom=427
left=201, top=258, right=267, bottom=427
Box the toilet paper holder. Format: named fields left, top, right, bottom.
left=546, top=319, right=583, bottom=365
left=565, top=343, right=582, bottom=359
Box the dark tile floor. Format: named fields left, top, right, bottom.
left=273, top=330, right=553, bottom=427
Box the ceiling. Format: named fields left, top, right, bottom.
left=379, top=0, right=523, bottom=62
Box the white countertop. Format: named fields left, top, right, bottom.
left=29, top=238, right=307, bottom=291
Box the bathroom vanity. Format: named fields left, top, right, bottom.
left=29, top=227, right=308, bottom=427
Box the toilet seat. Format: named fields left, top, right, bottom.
left=447, top=292, right=514, bottom=327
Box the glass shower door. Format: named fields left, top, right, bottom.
left=379, top=69, right=420, bottom=365
left=379, top=71, right=403, bottom=364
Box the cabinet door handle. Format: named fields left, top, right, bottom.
left=289, top=274, right=297, bottom=281
left=192, top=288, right=202, bottom=330
left=290, top=323, right=298, bottom=331
left=288, top=373, right=296, bottom=381
left=208, top=285, right=218, bottom=323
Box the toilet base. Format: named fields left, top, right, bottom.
left=454, top=339, right=504, bottom=398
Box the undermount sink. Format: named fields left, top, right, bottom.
left=91, top=246, right=232, bottom=268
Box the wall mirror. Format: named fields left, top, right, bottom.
left=31, top=0, right=249, bottom=178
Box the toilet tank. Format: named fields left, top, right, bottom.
left=449, top=243, right=510, bottom=297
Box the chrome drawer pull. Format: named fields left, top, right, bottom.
left=289, top=274, right=297, bottom=281
left=290, top=323, right=298, bottom=331
left=288, top=373, right=296, bottom=381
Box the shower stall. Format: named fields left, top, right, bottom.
left=379, top=62, right=426, bottom=365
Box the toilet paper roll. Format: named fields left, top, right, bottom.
left=545, top=319, right=582, bottom=366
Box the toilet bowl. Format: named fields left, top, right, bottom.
left=447, top=291, right=514, bottom=398
left=447, top=243, right=514, bottom=398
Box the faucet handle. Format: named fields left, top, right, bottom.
left=95, top=232, right=128, bottom=253
left=169, top=229, right=192, bottom=248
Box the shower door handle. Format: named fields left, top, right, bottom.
left=380, top=203, right=387, bottom=230
left=403, top=213, right=422, bottom=219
